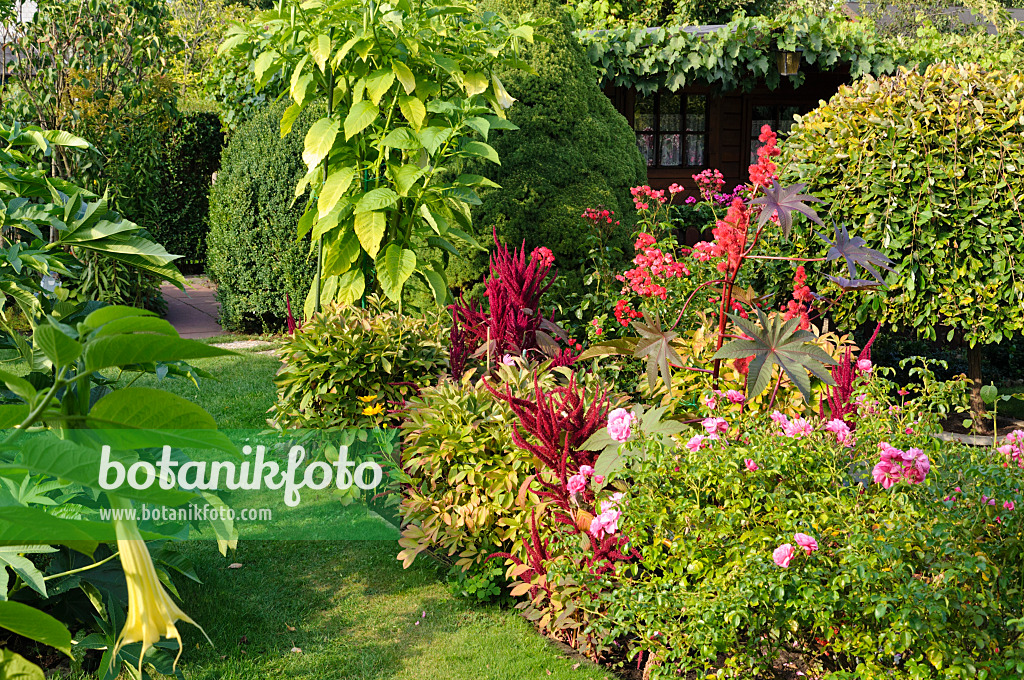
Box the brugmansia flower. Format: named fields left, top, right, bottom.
left=112, top=511, right=208, bottom=672
left=362, top=403, right=384, bottom=416
left=491, top=73, right=516, bottom=109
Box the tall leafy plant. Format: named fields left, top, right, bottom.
left=220, top=0, right=545, bottom=315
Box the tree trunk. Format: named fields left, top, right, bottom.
left=967, top=344, right=988, bottom=433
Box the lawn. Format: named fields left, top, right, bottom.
left=110, top=346, right=611, bottom=680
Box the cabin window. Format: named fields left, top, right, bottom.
left=749, top=105, right=804, bottom=164
left=634, top=92, right=708, bottom=168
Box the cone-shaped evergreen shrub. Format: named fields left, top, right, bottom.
left=454, top=0, right=646, bottom=298
left=207, top=101, right=322, bottom=331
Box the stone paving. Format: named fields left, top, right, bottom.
left=161, top=276, right=223, bottom=339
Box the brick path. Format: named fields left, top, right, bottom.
left=161, top=276, right=223, bottom=339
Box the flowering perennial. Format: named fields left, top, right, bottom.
left=872, top=442, right=931, bottom=488
left=748, top=124, right=780, bottom=188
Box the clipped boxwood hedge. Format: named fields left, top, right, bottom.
left=453, top=0, right=646, bottom=297
left=784, top=63, right=1024, bottom=349
left=206, top=101, right=321, bottom=331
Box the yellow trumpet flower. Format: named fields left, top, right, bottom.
left=362, top=403, right=384, bottom=416
left=111, top=500, right=209, bottom=672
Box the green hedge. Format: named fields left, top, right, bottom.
left=206, top=101, right=321, bottom=332
left=151, top=110, right=223, bottom=272
left=454, top=0, right=646, bottom=298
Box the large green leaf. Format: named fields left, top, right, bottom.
left=398, top=96, right=426, bottom=130
left=365, top=69, right=396, bottom=106
left=376, top=245, right=417, bottom=303
left=317, top=166, right=356, bottom=219
left=355, top=188, right=398, bottom=213
left=712, top=309, right=837, bottom=402
left=354, top=211, right=386, bottom=259
left=630, top=313, right=685, bottom=392
left=0, top=649, right=44, bottom=680
left=302, top=116, right=340, bottom=171
left=344, top=101, right=379, bottom=141
left=0, top=602, right=71, bottom=656
left=33, top=324, right=81, bottom=366
left=0, top=506, right=111, bottom=553
left=11, top=437, right=195, bottom=506
left=0, top=545, right=52, bottom=598
left=82, top=335, right=234, bottom=373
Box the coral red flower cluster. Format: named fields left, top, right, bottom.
left=630, top=185, right=667, bottom=211
left=582, top=207, right=620, bottom=227
left=690, top=198, right=749, bottom=275
left=712, top=198, right=749, bottom=275
left=692, top=168, right=725, bottom=202
left=531, top=246, right=554, bottom=269
left=708, top=294, right=749, bottom=319
left=781, top=265, right=814, bottom=330
left=614, top=299, right=642, bottom=327
left=616, top=233, right=691, bottom=300
left=748, top=124, right=781, bottom=188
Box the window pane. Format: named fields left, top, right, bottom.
left=660, top=92, right=682, bottom=132
left=660, top=134, right=682, bottom=167
left=779, top=105, right=802, bottom=134
left=686, top=95, right=707, bottom=131
left=635, top=94, right=655, bottom=132
left=751, top=105, right=774, bottom=137
left=637, top=134, right=656, bottom=167
left=686, top=134, right=705, bottom=167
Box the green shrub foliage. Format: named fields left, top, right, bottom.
left=152, top=110, right=223, bottom=271
left=207, top=101, right=321, bottom=331
left=270, top=299, right=448, bottom=431
left=398, top=363, right=574, bottom=600
left=459, top=0, right=646, bottom=295
left=784, top=63, right=1024, bottom=349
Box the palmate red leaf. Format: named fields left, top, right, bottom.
left=748, top=179, right=824, bottom=237
left=630, top=312, right=686, bottom=392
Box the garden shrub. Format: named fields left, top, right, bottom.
left=270, top=298, right=448, bottom=431
left=207, top=100, right=321, bottom=331
left=150, top=108, right=223, bottom=272
left=397, top=362, right=569, bottom=600
left=458, top=0, right=647, bottom=299
left=531, top=362, right=1024, bottom=677
left=783, top=63, right=1024, bottom=418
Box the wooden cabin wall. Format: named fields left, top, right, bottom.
left=605, top=70, right=850, bottom=195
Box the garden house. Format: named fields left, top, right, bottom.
left=582, top=7, right=1024, bottom=193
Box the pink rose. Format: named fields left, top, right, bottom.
left=702, top=394, right=718, bottom=410
left=593, top=474, right=605, bottom=485
left=781, top=418, right=814, bottom=438
left=773, top=544, right=796, bottom=568
left=686, top=435, right=706, bottom=452
left=770, top=410, right=788, bottom=426
left=725, top=390, right=745, bottom=404
left=872, top=460, right=898, bottom=489
left=567, top=474, right=587, bottom=495
left=794, top=533, right=818, bottom=555
left=745, top=458, right=758, bottom=472
left=702, top=417, right=728, bottom=434
left=579, top=465, right=594, bottom=477
left=856, top=359, right=872, bottom=373
left=1005, top=501, right=1015, bottom=511
left=998, top=445, right=1014, bottom=456
left=607, top=408, right=635, bottom=442
left=589, top=503, right=621, bottom=538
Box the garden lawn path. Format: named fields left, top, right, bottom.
left=123, top=346, right=611, bottom=680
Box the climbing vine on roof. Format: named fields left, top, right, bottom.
left=575, top=10, right=1024, bottom=94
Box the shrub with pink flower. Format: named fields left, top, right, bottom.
left=567, top=473, right=587, bottom=495
left=794, top=533, right=818, bottom=554
left=771, top=411, right=813, bottom=438
left=825, top=418, right=854, bottom=447
left=872, top=442, right=930, bottom=488
left=702, top=417, right=729, bottom=435
left=772, top=543, right=795, bottom=568
left=725, top=390, right=745, bottom=404
left=744, top=458, right=758, bottom=472
left=607, top=408, right=637, bottom=443
left=590, top=493, right=625, bottom=538
left=998, top=430, right=1024, bottom=469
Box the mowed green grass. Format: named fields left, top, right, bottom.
left=114, top=346, right=611, bottom=680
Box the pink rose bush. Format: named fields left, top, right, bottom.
left=771, top=411, right=814, bottom=438
left=607, top=408, right=637, bottom=443
left=590, top=493, right=625, bottom=538
left=773, top=533, right=818, bottom=568
left=872, top=442, right=930, bottom=488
